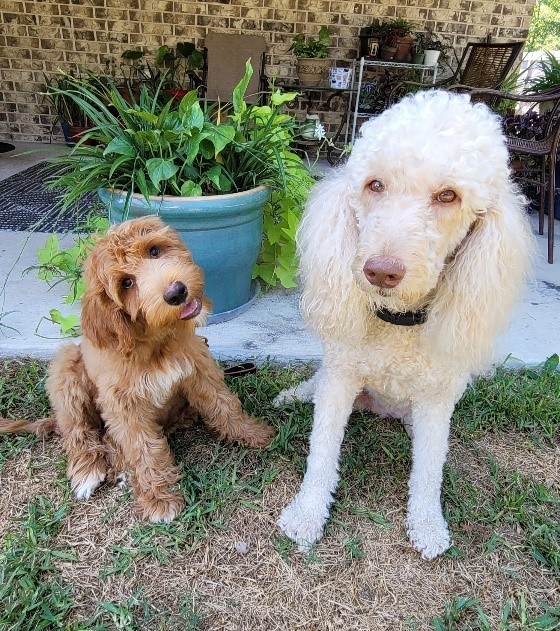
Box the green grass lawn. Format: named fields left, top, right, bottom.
left=0, top=357, right=558, bottom=630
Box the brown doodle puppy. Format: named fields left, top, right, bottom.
left=0, top=216, right=274, bottom=522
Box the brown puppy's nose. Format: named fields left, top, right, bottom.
left=164, top=281, right=188, bottom=306
left=363, top=256, right=406, bottom=288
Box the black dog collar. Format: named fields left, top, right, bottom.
left=375, top=307, right=428, bottom=326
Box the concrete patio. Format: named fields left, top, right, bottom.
left=1, top=142, right=559, bottom=366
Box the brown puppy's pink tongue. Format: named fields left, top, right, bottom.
left=179, top=298, right=202, bottom=320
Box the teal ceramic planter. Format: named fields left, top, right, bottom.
left=98, top=186, right=269, bottom=323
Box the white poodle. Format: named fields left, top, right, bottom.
left=276, top=90, right=535, bottom=560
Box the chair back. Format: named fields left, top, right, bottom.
left=459, top=42, right=524, bottom=89
left=203, top=32, right=267, bottom=104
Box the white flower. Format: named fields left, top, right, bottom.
left=313, top=123, right=327, bottom=140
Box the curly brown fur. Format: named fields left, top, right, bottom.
left=0, top=217, right=274, bottom=522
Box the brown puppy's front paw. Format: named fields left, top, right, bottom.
left=136, top=491, right=185, bottom=523
left=239, top=417, right=276, bottom=448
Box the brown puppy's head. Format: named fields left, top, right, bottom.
left=81, top=216, right=210, bottom=353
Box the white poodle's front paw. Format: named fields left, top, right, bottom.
left=277, top=495, right=329, bottom=551
left=406, top=515, right=451, bottom=560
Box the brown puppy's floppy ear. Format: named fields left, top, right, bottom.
left=80, top=241, right=135, bottom=354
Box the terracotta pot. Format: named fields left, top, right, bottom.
left=393, top=36, right=414, bottom=62
left=165, top=88, right=189, bottom=102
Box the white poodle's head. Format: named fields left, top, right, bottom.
left=345, top=89, right=511, bottom=311
left=299, top=89, right=534, bottom=370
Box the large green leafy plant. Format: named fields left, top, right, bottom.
left=48, top=61, right=304, bottom=206
left=38, top=63, right=313, bottom=333
left=289, top=26, right=331, bottom=58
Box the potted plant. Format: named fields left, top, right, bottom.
left=411, top=40, right=425, bottom=65
left=358, top=19, right=389, bottom=58
left=387, top=18, right=415, bottom=62
left=43, top=71, right=92, bottom=144
left=526, top=51, right=560, bottom=113
left=415, top=29, right=451, bottom=67
left=289, top=26, right=331, bottom=86
left=44, top=62, right=309, bottom=321
left=154, top=42, right=205, bottom=100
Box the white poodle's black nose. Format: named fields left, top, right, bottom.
left=164, top=281, right=188, bottom=306
left=363, top=256, right=405, bottom=288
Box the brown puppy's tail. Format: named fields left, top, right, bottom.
left=0, top=417, right=58, bottom=438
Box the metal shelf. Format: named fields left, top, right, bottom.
left=346, top=57, right=439, bottom=146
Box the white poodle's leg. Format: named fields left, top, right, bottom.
left=273, top=373, right=317, bottom=407
left=406, top=401, right=453, bottom=560
left=278, top=370, right=360, bottom=550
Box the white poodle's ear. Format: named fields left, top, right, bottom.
left=425, top=188, right=535, bottom=373
left=298, top=171, right=369, bottom=339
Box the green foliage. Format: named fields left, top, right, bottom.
left=526, top=50, right=560, bottom=93
left=43, top=70, right=91, bottom=127
left=39, top=62, right=311, bottom=302
left=255, top=164, right=314, bottom=288
left=47, top=62, right=306, bottom=205
left=526, top=0, right=560, bottom=52
left=0, top=495, right=75, bottom=630
left=32, top=215, right=109, bottom=336
left=289, top=26, right=331, bottom=58
left=154, top=41, right=205, bottom=89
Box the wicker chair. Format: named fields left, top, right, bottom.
left=388, top=41, right=524, bottom=107
left=436, top=42, right=524, bottom=95
left=457, top=87, right=560, bottom=263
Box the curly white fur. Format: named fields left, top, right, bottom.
left=277, top=90, right=535, bottom=560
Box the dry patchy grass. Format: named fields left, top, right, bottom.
left=0, top=358, right=558, bottom=630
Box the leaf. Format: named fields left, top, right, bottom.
left=37, top=234, right=60, bottom=264
left=125, top=109, right=159, bottom=125
left=178, top=90, right=200, bottom=114
left=204, top=165, right=224, bottom=191
left=275, top=266, right=297, bottom=288
left=270, top=90, right=299, bottom=106
left=543, top=353, right=559, bottom=373
left=199, top=124, right=236, bottom=158
left=49, top=310, right=79, bottom=336
left=121, top=50, right=144, bottom=61
left=146, top=158, right=179, bottom=190
left=176, top=41, right=196, bottom=58
left=180, top=180, right=203, bottom=196
left=103, top=137, right=136, bottom=157
left=232, top=60, right=253, bottom=114
left=182, top=101, right=205, bottom=131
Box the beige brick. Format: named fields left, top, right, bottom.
left=208, top=3, right=242, bottom=17
left=2, top=1, right=25, bottom=11
left=59, top=4, right=94, bottom=18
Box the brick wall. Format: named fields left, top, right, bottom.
left=0, top=0, right=535, bottom=142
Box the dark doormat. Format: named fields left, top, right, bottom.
left=0, top=162, right=102, bottom=232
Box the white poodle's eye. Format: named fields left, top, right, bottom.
left=121, top=278, right=134, bottom=289
left=436, top=189, right=457, bottom=203
left=149, top=246, right=161, bottom=258
left=368, top=179, right=384, bottom=193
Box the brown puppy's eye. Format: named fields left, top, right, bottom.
left=121, top=278, right=134, bottom=289
left=368, top=180, right=384, bottom=193
left=436, top=189, right=457, bottom=203
left=149, top=246, right=160, bottom=257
